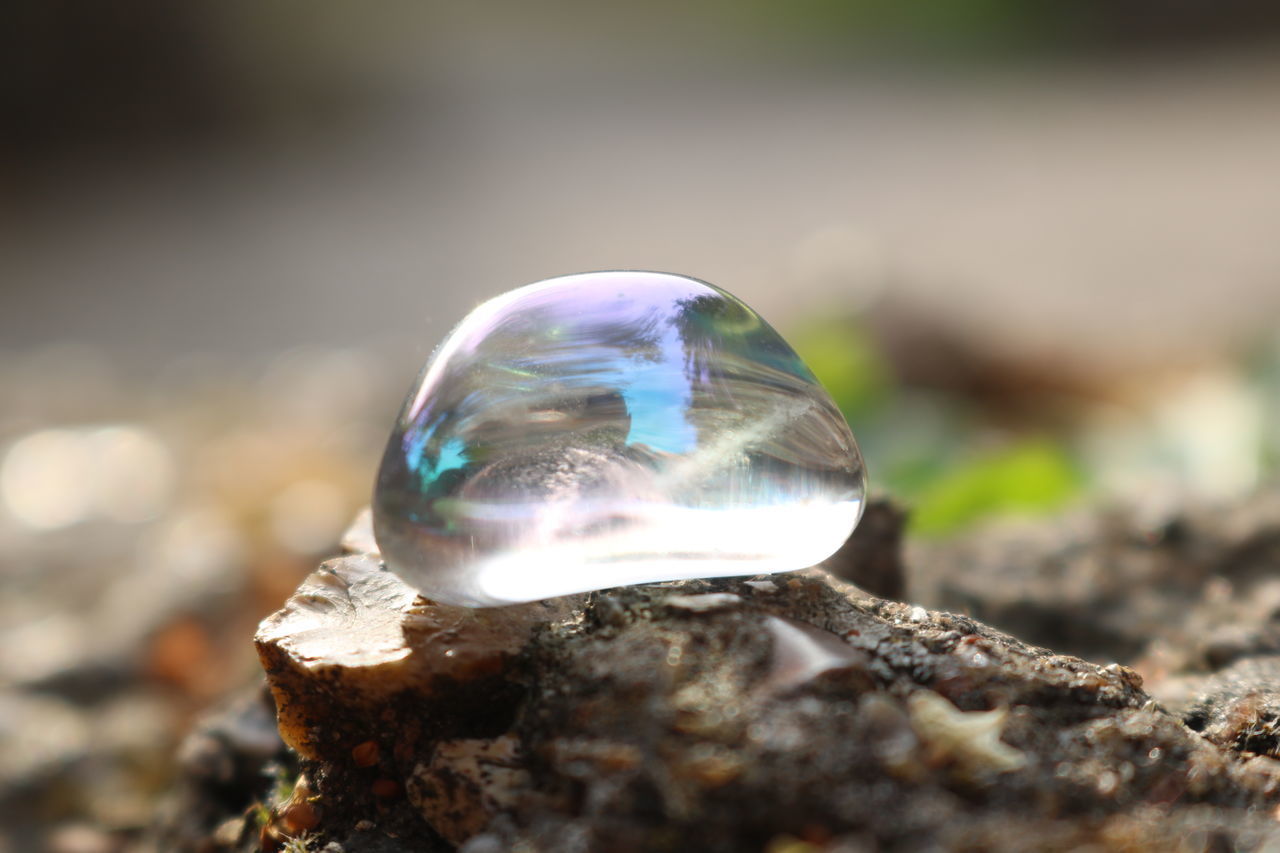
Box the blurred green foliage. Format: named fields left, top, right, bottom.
left=1247, top=337, right=1280, bottom=475
left=907, top=439, right=1083, bottom=536
left=793, top=321, right=893, bottom=418
left=794, top=321, right=1085, bottom=537
left=732, top=0, right=1280, bottom=61
left=736, top=0, right=1082, bottom=59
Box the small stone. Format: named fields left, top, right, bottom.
left=664, top=593, right=744, bottom=613
left=351, top=740, right=380, bottom=767
left=761, top=614, right=869, bottom=695
left=907, top=691, right=1026, bottom=775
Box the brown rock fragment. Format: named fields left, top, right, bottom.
left=253, top=552, right=573, bottom=759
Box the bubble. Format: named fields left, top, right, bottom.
left=373, top=272, right=866, bottom=606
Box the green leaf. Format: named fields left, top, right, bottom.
left=792, top=322, right=894, bottom=419
left=908, top=438, right=1083, bottom=536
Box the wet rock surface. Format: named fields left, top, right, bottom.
left=157, top=494, right=1280, bottom=851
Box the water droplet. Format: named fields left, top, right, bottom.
left=373, top=271, right=866, bottom=606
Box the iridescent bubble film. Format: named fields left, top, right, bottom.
left=373, top=271, right=866, bottom=606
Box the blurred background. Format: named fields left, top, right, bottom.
left=3, top=2, right=1280, bottom=850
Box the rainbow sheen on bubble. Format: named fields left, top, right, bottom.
left=373, top=271, right=866, bottom=606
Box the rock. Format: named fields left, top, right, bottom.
left=910, top=495, right=1280, bottom=671
left=406, top=735, right=528, bottom=846
left=254, top=553, right=575, bottom=761
left=170, top=503, right=1280, bottom=850
left=1183, top=656, right=1280, bottom=757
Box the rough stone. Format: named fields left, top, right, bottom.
left=162, top=493, right=1280, bottom=851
